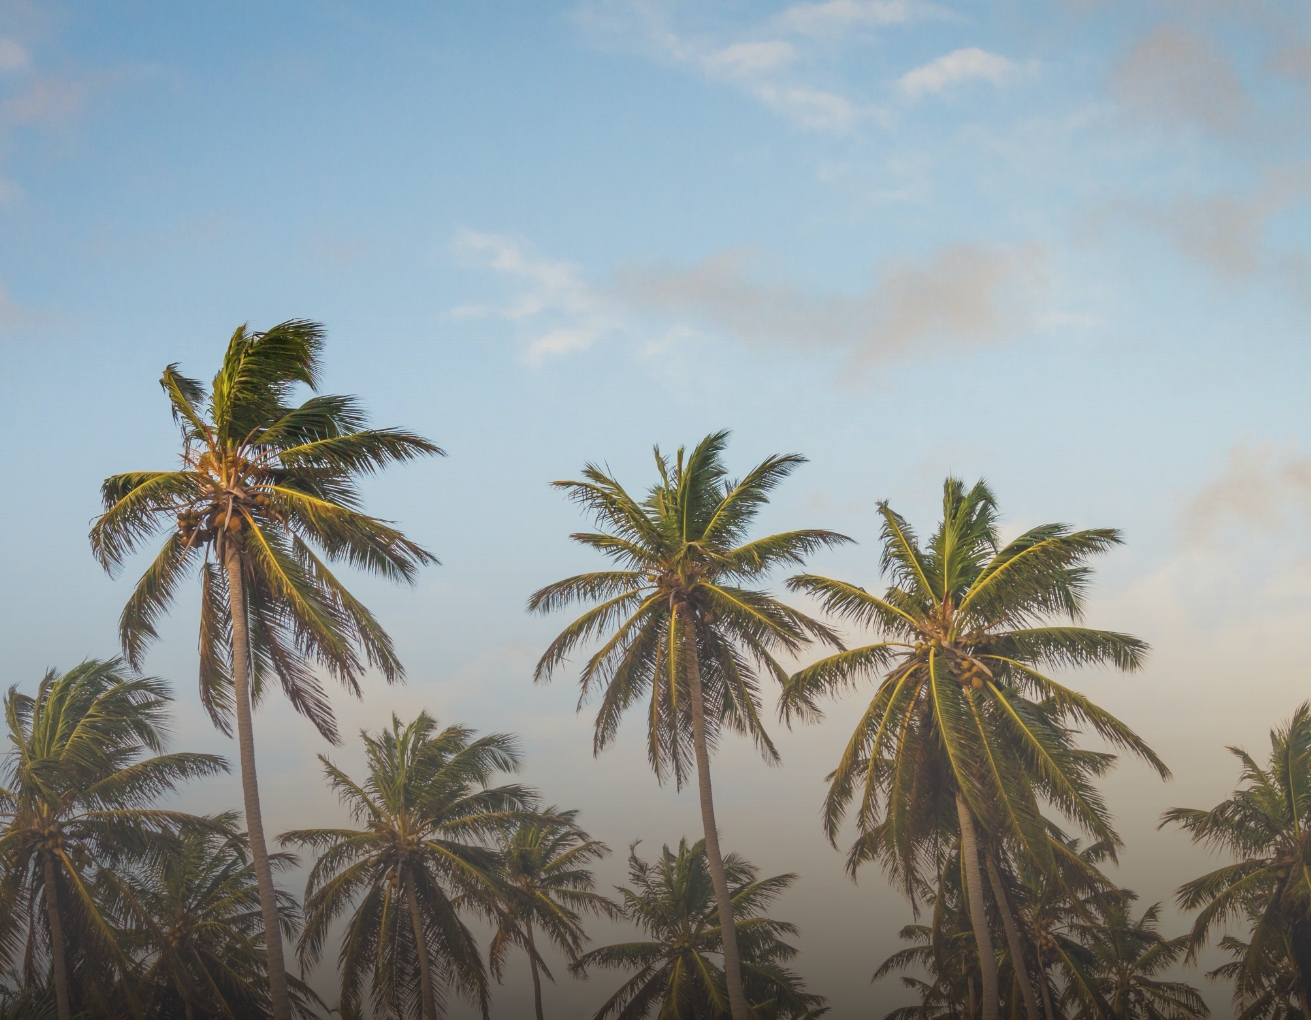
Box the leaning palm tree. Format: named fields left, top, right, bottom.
left=282, top=712, right=532, bottom=1020
left=101, top=814, right=323, bottom=1019
left=570, top=837, right=827, bottom=1020
left=89, top=321, right=442, bottom=1020
left=488, top=808, right=617, bottom=1020
left=530, top=430, right=847, bottom=1020
left=1161, top=702, right=1310, bottom=1018
left=0, top=660, right=226, bottom=1020
left=781, top=478, right=1169, bottom=1020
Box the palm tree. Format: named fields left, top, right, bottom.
left=101, top=814, right=322, bottom=1019
left=530, top=430, right=847, bottom=1020
left=89, top=321, right=442, bottom=1020
left=281, top=712, right=532, bottom=1020
left=570, top=837, right=827, bottom=1019
left=781, top=478, right=1169, bottom=1020
left=0, top=660, right=226, bottom=1020
left=1065, top=898, right=1208, bottom=1020
left=488, top=808, right=618, bottom=1020
left=1161, top=702, right=1310, bottom=1018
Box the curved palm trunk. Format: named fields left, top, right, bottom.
left=525, top=921, right=545, bottom=1020
left=42, top=856, right=71, bottom=1020
left=1037, top=965, right=1055, bottom=1020
left=404, top=867, right=438, bottom=1020
left=985, top=857, right=1041, bottom=1020
left=684, top=627, right=750, bottom=1020
left=956, top=793, right=999, bottom=1020
left=224, top=549, right=292, bottom=1020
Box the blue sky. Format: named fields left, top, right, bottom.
left=0, top=1, right=1307, bottom=1015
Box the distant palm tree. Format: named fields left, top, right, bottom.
left=90, top=322, right=442, bottom=1020
left=102, top=814, right=322, bottom=1019
left=531, top=431, right=847, bottom=1020
left=1065, top=898, right=1208, bottom=1020
left=282, top=712, right=532, bottom=1020
left=0, top=660, right=226, bottom=1020
left=1161, top=702, right=1310, bottom=1018
left=489, top=808, right=618, bottom=1020
left=782, top=478, right=1168, bottom=1020
left=570, top=837, right=827, bottom=1020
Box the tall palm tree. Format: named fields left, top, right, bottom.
left=1161, top=702, right=1310, bottom=1018
left=89, top=322, right=442, bottom=1020
left=1065, top=898, right=1208, bottom=1020
left=488, top=808, right=618, bottom=1020
left=100, top=814, right=321, bottom=1019
left=530, top=430, right=847, bottom=1020
left=570, top=837, right=827, bottom=1020
left=0, top=660, right=226, bottom=1020
left=281, top=712, right=532, bottom=1020
left=781, top=478, right=1169, bottom=1020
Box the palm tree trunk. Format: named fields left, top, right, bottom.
left=184, top=999, right=195, bottom=1020
left=956, top=792, right=999, bottom=1020
left=985, top=857, right=1041, bottom=1020
left=684, top=620, right=750, bottom=1020
left=224, top=548, right=292, bottom=1020
left=525, top=921, right=545, bottom=1020
left=42, top=856, right=71, bottom=1020
left=1037, top=965, right=1056, bottom=1020
left=404, top=867, right=438, bottom=1020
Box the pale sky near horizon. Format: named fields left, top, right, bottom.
left=0, top=1, right=1308, bottom=1016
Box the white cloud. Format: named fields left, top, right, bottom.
left=0, top=39, right=29, bottom=73
left=450, top=231, right=621, bottom=364
left=898, top=48, right=1022, bottom=98
left=772, top=0, right=923, bottom=36
left=573, top=1, right=889, bottom=133
left=704, top=40, right=796, bottom=75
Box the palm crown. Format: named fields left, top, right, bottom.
left=89, top=321, right=442, bottom=741
left=0, top=661, right=225, bottom=1015
left=282, top=712, right=533, bottom=1020
left=569, top=838, right=826, bottom=1020
left=783, top=478, right=1168, bottom=880
left=529, top=429, right=847, bottom=784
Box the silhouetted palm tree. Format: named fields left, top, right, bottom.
left=102, top=815, right=322, bottom=1019
left=282, top=713, right=531, bottom=1020
left=571, top=837, right=827, bottom=1020
left=783, top=478, right=1167, bottom=1020
left=1065, top=898, right=1207, bottom=1020
left=489, top=808, right=617, bottom=1020
left=1162, top=702, right=1310, bottom=1018
left=0, top=660, right=225, bottom=1020
left=90, top=322, right=442, bottom=1019
left=532, top=431, right=846, bottom=1020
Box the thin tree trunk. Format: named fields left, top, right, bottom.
left=225, top=548, right=292, bottom=1020
left=986, top=857, right=1041, bottom=1020
left=1037, top=965, right=1056, bottom=1020
left=404, top=867, right=438, bottom=1020
left=184, top=999, right=195, bottom=1020
left=42, top=856, right=70, bottom=1020
left=969, top=974, right=977, bottom=1019
left=683, top=616, right=750, bottom=1020
left=957, top=792, right=999, bottom=1020
left=525, top=921, right=545, bottom=1020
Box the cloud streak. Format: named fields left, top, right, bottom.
left=898, top=48, right=1024, bottom=98
left=1109, top=25, right=1251, bottom=135
left=1179, top=441, right=1310, bottom=543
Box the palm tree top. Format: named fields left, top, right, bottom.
left=528, top=430, right=849, bottom=784
left=88, top=322, right=444, bottom=742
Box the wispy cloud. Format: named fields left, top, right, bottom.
left=898, top=48, right=1028, bottom=98
left=1109, top=25, right=1251, bottom=135
left=0, top=39, right=29, bottom=73
left=455, top=228, right=1048, bottom=371
left=613, top=243, right=1045, bottom=364
left=1179, top=441, right=1310, bottom=542
left=573, top=0, right=900, bottom=132
left=450, top=230, right=622, bottom=364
